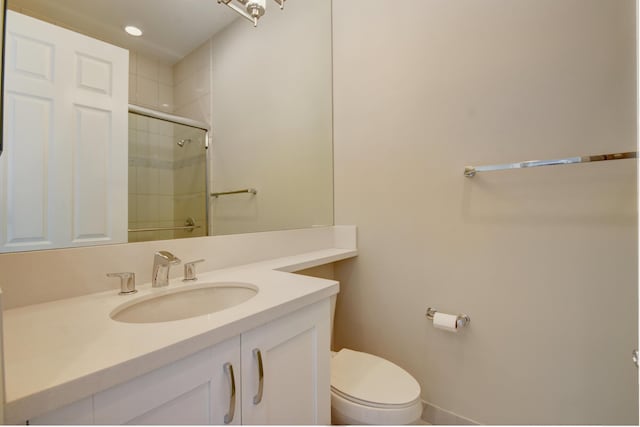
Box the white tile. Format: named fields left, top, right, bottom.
left=137, top=76, right=159, bottom=108
left=173, top=40, right=210, bottom=84
left=174, top=67, right=209, bottom=109
left=174, top=94, right=211, bottom=125
left=136, top=195, right=159, bottom=222
left=173, top=79, right=190, bottom=110
left=148, top=117, right=161, bottom=136
left=135, top=130, right=150, bottom=157
left=135, top=116, right=149, bottom=132
left=137, top=54, right=158, bottom=80
left=128, top=73, right=137, bottom=104
left=129, top=51, right=137, bottom=74
left=136, top=167, right=173, bottom=197
left=158, top=120, right=174, bottom=137
left=156, top=195, right=175, bottom=221
left=159, top=84, right=174, bottom=112
left=158, top=63, right=173, bottom=85
left=128, top=132, right=136, bottom=157
left=174, top=164, right=206, bottom=195
left=174, top=193, right=206, bottom=221
left=157, top=169, right=175, bottom=196
left=128, top=166, right=137, bottom=194
left=137, top=166, right=160, bottom=195
left=156, top=135, right=176, bottom=161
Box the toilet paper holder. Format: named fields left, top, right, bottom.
left=425, top=307, right=471, bottom=329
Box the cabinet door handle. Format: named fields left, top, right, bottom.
left=223, top=363, right=236, bottom=424
left=253, top=348, right=264, bottom=405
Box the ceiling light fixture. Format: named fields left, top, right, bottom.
left=124, top=26, right=143, bottom=37
left=217, top=0, right=285, bottom=27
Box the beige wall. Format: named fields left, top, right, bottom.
left=332, top=0, right=638, bottom=424
left=208, top=0, right=333, bottom=235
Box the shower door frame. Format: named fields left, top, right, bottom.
left=128, top=104, right=211, bottom=238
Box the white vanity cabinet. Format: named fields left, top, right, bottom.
left=241, top=298, right=331, bottom=425
left=30, top=336, right=241, bottom=425
left=27, top=299, right=330, bottom=425
left=92, top=336, right=242, bottom=425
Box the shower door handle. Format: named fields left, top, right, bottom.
left=633, top=349, right=638, bottom=368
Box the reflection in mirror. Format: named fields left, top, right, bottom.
left=0, top=0, right=333, bottom=253
left=0, top=0, right=4, bottom=157
left=127, top=112, right=208, bottom=243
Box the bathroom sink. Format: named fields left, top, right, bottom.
left=110, top=282, right=258, bottom=323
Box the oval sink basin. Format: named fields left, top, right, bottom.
left=111, top=282, right=258, bottom=324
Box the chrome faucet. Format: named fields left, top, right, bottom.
left=152, top=251, right=181, bottom=287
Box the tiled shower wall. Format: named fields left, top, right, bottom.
left=128, top=115, right=207, bottom=243
left=172, top=40, right=212, bottom=236
left=127, top=52, right=177, bottom=242
left=128, top=51, right=174, bottom=113
left=128, top=115, right=176, bottom=242
left=173, top=40, right=212, bottom=126
left=129, top=51, right=207, bottom=242
left=172, top=126, right=208, bottom=240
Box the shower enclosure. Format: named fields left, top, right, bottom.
left=127, top=107, right=209, bottom=243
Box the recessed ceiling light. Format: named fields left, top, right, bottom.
left=124, top=26, right=143, bottom=37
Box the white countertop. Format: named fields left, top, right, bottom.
left=3, top=248, right=357, bottom=423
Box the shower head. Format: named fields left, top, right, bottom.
left=177, top=139, right=192, bottom=147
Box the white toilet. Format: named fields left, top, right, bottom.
left=329, top=299, right=422, bottom=425
left=330, top=349, right=423, bottom=424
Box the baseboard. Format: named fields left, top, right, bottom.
left=421, top=400, right=480, bottom=425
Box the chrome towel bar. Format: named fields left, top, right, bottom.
left=128, top=217, right=200, bottom=233
left=464, top=151, right=637, bottom=178
left=128, top=224, right=201, bottom=233
left=211, top=188, right=257, bottom=198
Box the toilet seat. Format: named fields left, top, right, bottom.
left=330, top=349, right=422, bottom=425
left=331, top=386, right=419, bottom=410
left=331, top=348, right=421, bottom=406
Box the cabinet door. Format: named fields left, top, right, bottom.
left=28, top=397, right=94, bottom=425
left=93, top=336, right=241, bottom=425
left=241, top=299, right=331, bottom=425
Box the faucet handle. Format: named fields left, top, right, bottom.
left=107, top=272, right=137, bottom=295
left=183, top=259, right=205, bottom=282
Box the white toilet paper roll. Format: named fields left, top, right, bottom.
left=433, top=312, right=458, bottom=332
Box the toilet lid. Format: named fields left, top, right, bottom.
left=331, top=349, right=420, bottom=406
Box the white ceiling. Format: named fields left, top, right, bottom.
left=7, top=0, right=240, bottom=64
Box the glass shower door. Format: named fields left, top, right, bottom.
left=128, top=112, right=208, bottom=243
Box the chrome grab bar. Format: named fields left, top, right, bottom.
left=253, top=348, right=264, bottom=405
left=464, top=151, right=637, bottom=178
left=128, top=217, right=200, bottom=233
left=211, top=188, right=257, bottom=198
left=223, top=363, right=236, bottom=424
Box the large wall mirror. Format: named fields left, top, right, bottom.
left=0, top=0, right=333, bottom=253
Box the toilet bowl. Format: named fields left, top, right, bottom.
left=330, top=349, right=422, bottom=425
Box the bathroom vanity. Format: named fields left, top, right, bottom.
left=2, top=246, right=356, bottom=424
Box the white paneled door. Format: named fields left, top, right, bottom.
left=1, top=11, right=128, bottom=252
